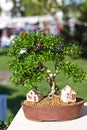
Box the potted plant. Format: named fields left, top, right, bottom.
left=8, top=32, right=86, bottom=121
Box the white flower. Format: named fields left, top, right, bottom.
left=19, top=49, right=27, bottom=55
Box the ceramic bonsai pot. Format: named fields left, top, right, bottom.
left=21, top=97, right=84, bottom=121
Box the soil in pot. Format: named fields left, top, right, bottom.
left=22, top=95, right=84, bottom=121
left=23, top=95, right=83, bottom=106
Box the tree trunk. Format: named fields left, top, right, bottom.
left=37, top=62, right=59, bottom=97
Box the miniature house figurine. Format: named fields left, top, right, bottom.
left=61, top=85, right=76, bottom=103
left=26, top=89, right=43, bottom=102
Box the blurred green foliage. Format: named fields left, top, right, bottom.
left=22, top=0, right=59, bottom=16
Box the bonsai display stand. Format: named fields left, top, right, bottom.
left=7, top=102, right=87, bottom=130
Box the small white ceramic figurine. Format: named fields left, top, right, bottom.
left=26, top=89, right=43, bottom=102
left=61, top=85, right=76, bottom=103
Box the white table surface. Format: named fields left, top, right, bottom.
left=7, top=102, right=87, bottom=130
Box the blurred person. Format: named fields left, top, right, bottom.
left=15, top=27, right=21, bottom=36
left=43, top=22, right=50, bottom=35
left=44, top=28, right=50, bottom=35
left=57, top=23, right=64, bottom=35
left=31, top=23, right=39, bottom=32
left=10, top=29, right=16, bottom=41
left=0, top=28, right=10, bottom=48
left=49, top=23, right=58, bottom=35
left=20, top=28, right=27, bottom=34
left=24, top=23, right=32, bottom=32
left=68, top=16, right=76, bottom=37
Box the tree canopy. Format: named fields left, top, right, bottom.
left=8, top=32, right=86, bottom=94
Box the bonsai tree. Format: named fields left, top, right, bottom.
left=8, top=32, right=86, bottom=97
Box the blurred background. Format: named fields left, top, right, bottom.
left=0, top=0, right=87, bottom=126
left=0, top=0, right=87, bottom=52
